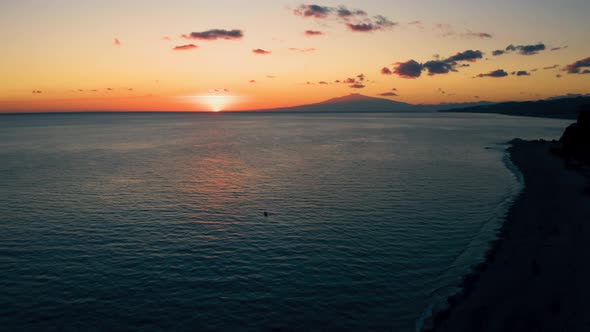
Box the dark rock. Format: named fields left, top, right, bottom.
left=559, top=105, right=590, bottom=163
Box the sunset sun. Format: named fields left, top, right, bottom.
left=194, top=95, right=235, bottom=112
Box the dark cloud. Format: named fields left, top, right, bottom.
left=349, top=83, right=365, bottom=89
left=347, top=23, right=374, bottom=32
left=356, top=73, right=365, bottom=81
left=336, top=6, right=366, bottom=18
left=381, top=67, right=392, bottom=75
left=477, top=69, right=508, bottom=78
left=563, top=56, right=590, bottom=74
left=505, top=43, right=546, bottom=55
left=551, top=47, right=561, bottom=51
left=249, top=80, right=256, bottom=83
left=556, top=74, right=562, bottom=78
left=388, top=49, right=483, bottom=78
left=543, top=64, right=559, bottom=70
left=31, top=90, right=42, bottom=94
left=182, top=29, right=243, bottom=41
left=173, top=44, right=198, bottom=51
left=305, top=30, right=324, bottom=36
left=294, top=5, right=396, bottom=32
left=513, top=70, right=530, bottom=76
left=252, top=49, right=271, bottom=55
left=346, top=16, right=396, bottom=32
left=465, top=31, right=493, bottom=39
left=343, top=77, right=356, bottom=84
left=423, top=60, right=454, bottom=75
left=378, top=92, right=398, bottom=97
left=318, top=81, right=329, bottom=84
left=393, top=60, right=423, bottom=78
left=582, top=69, right=590, bottom=74
left=492, top=49, right=505, bottom=56
left=446, top=50, right=483, bottom=62
left=293, top=4, right=332, bottom=18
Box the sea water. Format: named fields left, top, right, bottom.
left=0, top=112, right=570, bottom=331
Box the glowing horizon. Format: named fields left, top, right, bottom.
left=1, top=0, right=590, bottom=112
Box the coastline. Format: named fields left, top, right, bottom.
left=424, top=139, right=590, bottom=331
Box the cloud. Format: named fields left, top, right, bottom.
left=423, top=60, right=454, bottom=74
left=114, top=38, right=121, bottom=46
left=252, top=49, right=271, bottom=55
left=293, top=4, right=332, bottom=18
left=389, top=49, right=483, bottom=78
left=393, top=60, right=423, bottom=78
left=349, top=83, right=365, bottom=89
left=249, top=80, right=256, bottom=83
left=31, top=90, right=42, bottom=94
left=336, top=6, right=366, bottom=18
left=343, top=77, right=356, bottom=84
left=477, top=69, right=508, bottom=78
left=318, top=81, right=329, bottom=84
left=173, top=44, right=198, bottom=51
left=161, top=36, right=171, bottom=41
left=465, top=31, right=493, bottom=39
left=288, top=47, right=316, bottom=53
left=381, top=67, right=392, bottom=75
left=266, top=75, right=275, bottom=78
left=505, top=43, right=546, bottom=55
left=543, top=64, right=559, bottom=70
left=434, top=24, right=493, bottom=39
left=346, top=15, right=396, bottom=32
left=305, top=30, right=324, bottom=36
left=182, top=29, right=243, bottom=41
left=294, top=5, right=396, bottom=32
left=512, top=70, right=530, bottom=76
left=446, top=50, right=483, bottom=62
left=492, top=49, right=505, bottom=56
left=378, top=92, right=398, bottom=97
left=356, top=73, right=365, bottom=81
left=563, top=56, right=590, bottom=74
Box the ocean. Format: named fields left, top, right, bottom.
left=0, top=112, right=570, bottom=331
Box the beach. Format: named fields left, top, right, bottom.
left=427, top=139, right=590, bottom=331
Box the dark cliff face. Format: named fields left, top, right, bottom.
left=559, top=104, right=590, bottom=163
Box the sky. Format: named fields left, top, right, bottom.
left=1, top=0, right=590, bottom=112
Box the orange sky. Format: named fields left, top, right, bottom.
left=1, top=0, right=589, bottom=112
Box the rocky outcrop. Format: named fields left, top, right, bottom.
left=559, top=104, right=590, bottom=163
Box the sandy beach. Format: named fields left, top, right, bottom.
left=427, top=139, right=590, bottom=331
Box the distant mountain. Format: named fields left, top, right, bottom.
left=441, top=96, right=590, bottom=119
left=241, top=93, right=494, bottom=113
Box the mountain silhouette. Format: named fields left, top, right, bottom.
left=247, top=94, right=489, bottom=113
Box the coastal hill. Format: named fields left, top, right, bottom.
left=441, top=96, right=590, bottom=119
left=245, top=93, right=491, bottom=113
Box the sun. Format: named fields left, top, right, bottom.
left=201, top=95, right=234, bottom=112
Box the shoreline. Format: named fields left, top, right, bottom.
left=424, top=139, right=590, bottom=331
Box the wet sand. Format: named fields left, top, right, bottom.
left=427, top=140, right=590, bottom=331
